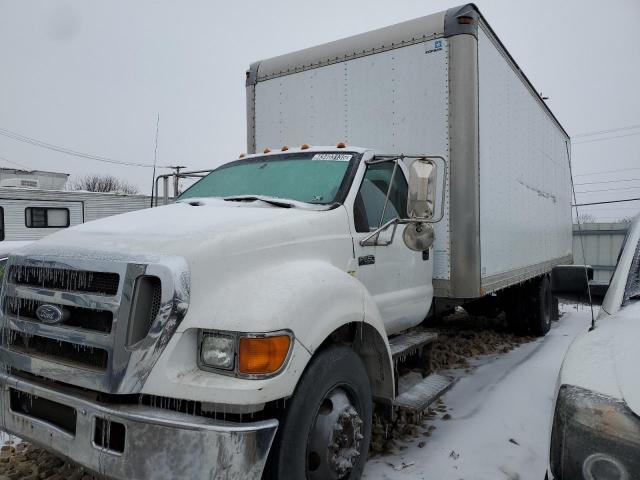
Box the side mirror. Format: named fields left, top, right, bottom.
left=407, top=159, right=437, bottom=220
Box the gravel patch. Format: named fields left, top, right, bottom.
left=0, top=440, right=96, bottom=480
left=369, top=309, right=535, bottom=455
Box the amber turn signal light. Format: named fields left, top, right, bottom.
left=239, top=335, right=291, bottom=375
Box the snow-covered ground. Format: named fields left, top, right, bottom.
left=364, top=306, right=591, bottom=480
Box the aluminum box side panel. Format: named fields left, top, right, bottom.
left=477, top=26, right=572, bottom=286
left=253, top=39, right=452, bottom=280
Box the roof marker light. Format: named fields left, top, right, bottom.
left=239, top=153, right=246, bottom=159
left=263, top=147, right=271, bottom=154
left=336, top=142, right=347, bottom=148
left=281, top=146, right=289, bottom=151
left=457, top=15, right=475, bottom=25
left=300, top=144, right=310, bottom=150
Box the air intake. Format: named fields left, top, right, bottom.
left=126, top=276, right=162, bottom=346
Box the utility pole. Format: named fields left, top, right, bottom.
left=168, top=165, right=187, bottom=198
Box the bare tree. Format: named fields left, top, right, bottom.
left=574, top=213, right=596, bottom=224
left=67, top=174, right=139, bottom=195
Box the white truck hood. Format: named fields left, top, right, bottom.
left=18, top=198, right=343, bottom=262
left=559, top=302, right=640, bottom=416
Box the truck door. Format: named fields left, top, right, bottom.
left=350, top=160, right=433, bottom=335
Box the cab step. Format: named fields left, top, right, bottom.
left=393, top=373, right=453, bottom=413
left=389, top=330, right=438, bottom=361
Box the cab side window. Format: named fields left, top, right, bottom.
left=354, top=162, right=408, bottom=233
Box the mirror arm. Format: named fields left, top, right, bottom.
left=377, top=160, right=399, bottom=231
left=360, top=218, right=416, bottom=247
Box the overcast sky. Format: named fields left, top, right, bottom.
left=1, top=0, right=639, bottom=220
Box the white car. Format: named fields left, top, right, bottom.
left=548, top=215, right=640, bottom=479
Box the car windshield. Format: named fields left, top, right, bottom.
left=178, top=152, right=355, bottom=205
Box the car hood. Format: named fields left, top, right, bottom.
left=15, top=198, right=346, bottom=263
left=560, top=301, right=640, bottom=416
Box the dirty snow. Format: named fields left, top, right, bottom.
left=364, top=305, right=591, bottom=480
left=0, top=305, right=590, bottom=479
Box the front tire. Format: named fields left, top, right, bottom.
left=266, top=344, right=372, bottom=480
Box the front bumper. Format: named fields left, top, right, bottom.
left=0, top=372, right=278, bottom=480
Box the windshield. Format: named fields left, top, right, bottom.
left=178, top=152, right=356, bottom=205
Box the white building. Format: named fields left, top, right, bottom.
left=0, top=168, right=69, bottom=190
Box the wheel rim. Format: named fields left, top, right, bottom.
left=306, top=386, right=364, bottom=480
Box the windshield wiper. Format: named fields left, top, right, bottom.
left=223, top=195, right=294, bottom=208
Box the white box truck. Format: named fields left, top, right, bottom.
left=0, top=4, right=571, bottom=479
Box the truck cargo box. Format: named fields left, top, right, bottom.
left=246, top=3, right=572, bottom=299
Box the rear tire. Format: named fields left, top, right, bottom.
left=265, top=344, right=372, bottom=480
left=501, top=284, right=526, bottom=335
left=526, top=275, right=552, bottom=337
left=500, top=276, right=552, bottom=336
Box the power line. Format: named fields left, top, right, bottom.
left=0, top=126, right=171, bottom=168
left=572, top=123, right=640, bottom=139
left=572, top=131, right=640, bottom=145
left=573, top=197, right=640, bottom=207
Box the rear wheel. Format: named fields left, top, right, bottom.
left=527, top=275, right=552, bottom=336
left=265, top=344, right=372, bottom=480
left=500, top=275, right=552, bottom=337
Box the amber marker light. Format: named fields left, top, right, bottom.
left=300, top=144, right=310, bottom=150
left=281, top=146, right=289, bottom=151
left=336, top=142, right=347, bottom=148
left=239, top=335, right=291, bottom=375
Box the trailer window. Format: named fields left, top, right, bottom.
left=25, top=207, right=70, bottom=228
left=355, top=162, right=408, bottom=233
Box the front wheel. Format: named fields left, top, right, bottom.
left=265, top=345, right=372, bottom=480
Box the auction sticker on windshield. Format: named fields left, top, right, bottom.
left=312, top=153, right=352, bottom=161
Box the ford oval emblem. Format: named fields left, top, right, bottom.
left=36, top=304, right=66, bottom=325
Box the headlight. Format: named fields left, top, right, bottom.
left=198, top=329, right=292, bottom=377
left=551, top=385, right=640, bottom=480
left=199, top=332, right=235, bottom=370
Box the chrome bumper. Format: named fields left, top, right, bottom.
left=0, top=372, right=278, bottom=480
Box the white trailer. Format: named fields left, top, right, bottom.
left=246, top=3, right=572, bottom=303
left=0, top=187, right=151, bottom=243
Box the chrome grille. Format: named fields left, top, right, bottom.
left=8, top=332, right=108, bottom=371
left=0, top=255, right=189, bottom=395
left=6, top=296, right=113, bottom=333
left=10, top=265, right=120, bottom=296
